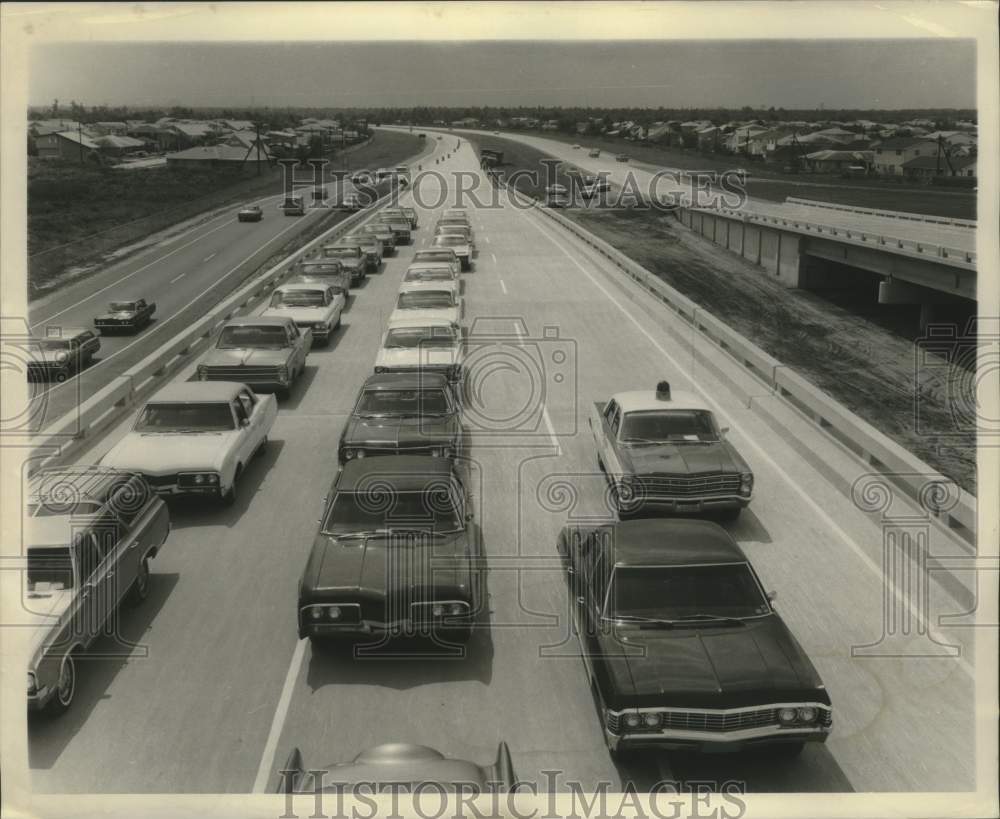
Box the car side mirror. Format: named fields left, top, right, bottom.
left=240, top=417, right=250, bottom=427
left=720, top=426, right=730, bottom=436
left=767, top=590, right=777, bottom=602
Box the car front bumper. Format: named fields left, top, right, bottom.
left=605, top=724, right=830, bottom=753
left=624, top=496, right=751, bottom=514
left=27, top=684, right=55, bottom=711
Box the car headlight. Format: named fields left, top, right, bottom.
left=179, top=472, right=220, bottom=487
left=343, top=448, right=356, bottom=460
left=28, top=671, right=37, bottom=695
left=430, top=447, right=442, bottom=457
left=277, top=366, right=290, bottom=384
left=355, top=450, right=366, bottom=459
left=432, top=604, right=445, bottom=617
left=777, top=707, right=798, bottom=724
left=327, top=605, right=341, bottom=620
left=740, top=472, right=754, bottom=496
left=197, top=365, right=208, bottom=381
left=448, top=603, right=465, bottom=616
left=309, top=607, right=323, bottom=620
left=642, top=712, right=662, bottom=729
left=797, top=706, right=818, bottom=723
left=623, top=713, right=642, bottom=729
left=374, top=366, right=387, bottom=374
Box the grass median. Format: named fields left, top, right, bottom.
left=468, top=132, right=975, bottom=493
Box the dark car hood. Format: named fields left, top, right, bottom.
left=619, top=442, right=744, bottom=476
left=342, top=415, right=460, bottom=448
left=202, top=348, right=290, bottom=367
left=304, top=531, right=471, bottom=599
left=598, top=617, right=827, bottom=709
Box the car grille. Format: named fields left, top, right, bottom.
left=608, top=707, right=831, bottom=733
left=635, top=474, right=741, bottom=497
left=144, top=474, right=178, bottom=487
left=202, top=366, right=281, bottom=381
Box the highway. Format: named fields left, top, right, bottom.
left=25, top=147, right=432, bottom=433
left=455, top=129, right=976, bottom=253
left=27, top=135, right=975, bottom=795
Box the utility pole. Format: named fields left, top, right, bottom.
left=78, top=122, right=84, bottom=163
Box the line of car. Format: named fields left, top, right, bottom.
left=25, top=167, right=832, bottom=788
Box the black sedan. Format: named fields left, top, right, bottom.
left=556, top=518, right=832, bottom=758
left=339, top=372, right=462, bottom=464
left=237, top=204, right=263, bottom=222
left=276, top=742, right=516, bottom=794
left=297, top=456, right=484, bottom=644
left=93, top=298, right=156, bottom=334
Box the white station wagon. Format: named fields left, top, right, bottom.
left=101, top=382, right=277, bottom=506
left=262, top=282, right=345, bottom=345
left=374, top=316, right=464, bottom=384
left=390, top=281, right=463, bottom=330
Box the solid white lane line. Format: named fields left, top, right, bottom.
left=252, top=638, right=307, bottom=792
left=169, top=273, right=186, bottom=284
left=499, top=279, right=507, bottom=294
left=518, top=206, right=974, bottom=681
left=513, top=320, right=561, bottom=454
left=38, top=213, right=314, bottom=397
left=490, top=252, right=497, bottom=264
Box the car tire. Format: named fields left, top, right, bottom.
left=49, top=650, right=78, bottom=716
left=127, top=558, right=151, bottom=606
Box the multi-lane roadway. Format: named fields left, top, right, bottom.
left=27, top=135, right=976, bottom=795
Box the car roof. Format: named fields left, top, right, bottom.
left=407, top=262, right=454, bottom=272
left=275, top=282, right=331, bottom=292
left=108, top=297, right=142, bottom=303
left=398, top=281, right=457, bottom=294
left=363, top=371, right=450, bottom=390
left=221, top=316, right=292, bottom=328
left=26, top=467, right=136, bottom=545
left=39, top=326, right=94, bottom=339
left=605, top=519, right=746, bottom=566
left=148, top=381, right=246, bottom=403
left=337, top=455, right=454, bottom=491
left=415, top=248, right=457, bottom=256
left=386, top=315, right=455, bottom=329
left=611, top=389, right=710, bottom=414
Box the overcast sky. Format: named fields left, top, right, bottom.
left=29, top=39, right=975, bottom=110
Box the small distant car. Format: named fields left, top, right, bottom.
left=25, top=466, right=170, bottom=715
left=556, top=518, right=832, bottom=758
left=412, top=249, right=460, bottom=277
left=339, top=371, right=463, bottom=463
left=101, top=382, right=277, bottom=505
left=615, top=154, right=630, bottom=163
left=341, top=232, right=382, bottom=271
left=590, top=381, right=753, bottom=520
left=27, top=328, right=100, bottom=382
left=375, top=316, right=464, bottom=383
left=572, top=144, right=581, bottom=149
left=282, top=197, right=305, bottom=216
left=391, top=281, right=462, bottom=329
left=237, top=204, right=264, bottom=222
left=351, top=170, right=372, bottom=185
left=321, top=244, right=366, bottom=284
left=297, top=456, right=483, bottom=643
left=431, top=234, right=472, bottom=271
left=546, top=194, right=571, bottom=209
left=375, top=213, right=412, bottom=245
left=588, top=149, right=601, bottom=158
left=197, top=316, right=312, bottom=396
left=277, top=742, right=516, bottom=794
left=545, top=184, right=569, bottom=197
left=493, top=130, right=500, bottom=135
left=262, top=282, right=345, bottom=345
left=94, top=298, right=156, bottom=334
left=360, top=223, right=396, bottom=255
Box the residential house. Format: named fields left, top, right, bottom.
left=541, top=120, right=561, bottom=131
left=803, top=149, right=874, bottom=174
left=872, top=137, right=939, bottom=175
left=951, top=155, right=977, bottom=178
left=29, top=119, right=85, bottom=137
left=35, top=130, right=101, bottom=161
left=165, top=143, right=262, bottom=168
left=95, top=134, right=147, bottom=158
left=91, top=121, right=129, bottom=136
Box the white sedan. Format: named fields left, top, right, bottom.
left=101, top=382, right=277, bottom=506
left=390, top=281, right=463, bottom=330
left=374, top=316, right=464, bottom=384
left=262, top=282, right=345, bottom=345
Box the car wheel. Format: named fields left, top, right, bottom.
left=127, top=558, right=151, bottom=606
left=54, top=369, right=69, bottom=383
left=50, top=651, right=78, bottom=716
left=255, top=436, right=268, bottom=457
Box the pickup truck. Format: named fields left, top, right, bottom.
left=93, top=298, right=156, bottom=334
left=197, top=316, right=312, bottom=397
left=25, top=466, right=171, bottom=715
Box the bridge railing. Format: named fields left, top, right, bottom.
left=784, top=197, right=977, bottom=229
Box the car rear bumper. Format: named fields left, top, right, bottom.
left=301, top=615, right=474, bottom=640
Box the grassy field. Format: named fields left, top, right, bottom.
left=467, top=133, right=975, bottom=493
left=496, top=129, right=977, bottom=219
left=28, top=130, right=425, bottom=293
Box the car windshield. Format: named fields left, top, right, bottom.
left=609, top=564, right=769, bottom=620
left=404, top=268, right=453, bottom=282
left=27, top=546, right=75, bottom=591
left=302, top=261, right=342, bottom=273
left=38, top=339, right=73, bottom=351
left=397, top=292, right=453, bottom=310
left=620, top=410, right=719, bottom=443
left=134, top=401, right=235, bottom=432
left=218, top=325, right=288, bottom=349
left=109, top=302, right=136, bottom=312
left=357, top=388, right=451, bottom=417
left=434, top=236, right=465, bottom=247
left=384, top=326, right=458, bottom=349
left=322, top=488, right=462, bottom=535
left=324, top=247, right=359, bottom=259
left=270, top=290, right=325, bottom=308
left=415, top=252, right=455, bottom=264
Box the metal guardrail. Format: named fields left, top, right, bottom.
left=493, top=177, right=976, bottom=542
left=28, top=183, right=413, bottom=477
left=784, top=197, right=977, bottom=229
left=697, top=205, right=977, bottom=269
